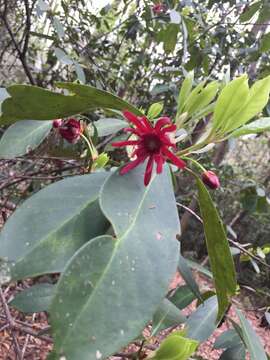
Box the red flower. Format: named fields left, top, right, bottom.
left=202, top=170, right=220, bottom=190
left=112, top=111, right=186, bottom=186
left=152, top=3, right=166, bottom=14
left=58, top=118, right=83, bottom=144
left=53, top=119, right=63, bottom=128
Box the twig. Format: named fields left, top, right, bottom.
left=0, top=287, right=23, bottom=360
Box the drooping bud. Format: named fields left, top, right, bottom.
left=53, top=119, right=63, bottom=128
left=201, top=170, right=220, bottom=190
left=58, top=118, right=83, bottom=144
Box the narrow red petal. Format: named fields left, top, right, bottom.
left=154, top=154, right=164, bottom=174
left=120, top=156, right=144, bottom=175
left=161, top=124, right=177, bottom=133
left=124, top=127, right=143, bottom=137
left=140, top=116, right=153, bottom=131
left=144, top=156, right=154, bottom=186
left=162, top=147, right=186, bottom=169
left=155, top=117, right=171, bottom=131
left=112, top=140, right=140, bottom=147
left=123, top=111, right=148, bottom=132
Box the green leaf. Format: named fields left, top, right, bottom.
left=50, top=164, right=180, bottom=359
left=196, top=177, right=237, bottom=320
left=186, top=296, right=218, bottom=343
left=260, top=32, right=270, bottom=52
left=236, top=309, right=268, bottom=360
left=212, top=75, right=249, bottom=131
left=219, top=345, right=246, bottom=360
left=169, top=285, right=196, bottom=309
left=240, top=2, right=261, bottom=22
left=184, top=81, right=219, bottom=116
left=54, top=47, right=73, bottom=65
left=223, top=75, right=270, bottom=133
left=0, top=173, right=109, bottom=280
left=94, top=118, right=127, bottom=136
left=152, top=298, right=186, bottom=336
left=214, top=329, right=242, bottom=349
left=231, top=117, right=270, bottom=137
left=0, top=83, right=143, bottom=125
left=157, top=24, right=179, bottom=54
left=10, top=283, right=54, bottom=313
left=178, top=254, right=201, bottom=300
left=184, top=259, right=213, bottom=279
left=182, top=81, right=205, bottom=114
left=177, top=72, right=194, bottom=113
left=147, top=102, right=164, bottom=120
left=149, top=332, right=198, bottom=360
left=0, top=120, right=52, bottom=158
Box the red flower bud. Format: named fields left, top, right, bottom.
left=58, top=118, right=83, bottom=144
left=53, top=119, right=63, bottom=128
left=152, top=3, right=166, bottom=14
left=201, top=170, right=220, bottom=190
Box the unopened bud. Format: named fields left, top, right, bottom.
left=201, top=170, right=220, bottom=190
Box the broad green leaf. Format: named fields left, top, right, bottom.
left=223, top=76, right=270, bottom=132
left=157, top=24, right=179, bottom=54
left=0, top=173, right=109, bottom=280
left=184, top=81, right=219, bottom=116
left=147, top=102, right=164, bottom=120
left=219, top=345, right=246, bottom=360
left=186, top=296, right=218, bottom=342
left=182, top=81, right=205, bottom=114
left=177, top=72, right=194, bottom=113
left=231, top=117, right=270, bottom=137
left=0, top=83, right=142, bottom=125
left=240, top=1, right=261, bottom=22
left=149, top=332, right=198, bottom=360
left=213, top=75, right=249, bottom=131
left=214, top=329, right=242, bottom=349
left=94, top=118, right=126, bottom=136
left=10, top=283, right=54, bottom=313
left=178, top=254, right=201, bottom=300
left=169, top=285, right=196, bottom=309
left=196, top=177, right=237, bottom=320
left=0, top=120, right=52, bottom=158
left=54, top=47, right=73, bottom=65
left=236, top=309, right=268, bottom=360
left=53, top=17, right=65, bottom=39
left=152, top=298, right=186, bottom=336
left=50, top=164, right=180, bottom=359
left=260, top=32, right=270, bottom=53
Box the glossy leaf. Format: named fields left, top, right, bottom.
left=196, top=177, right=237, bottom=320
left=0, top=120, right=52, bottom=158
left=186, top=296, right=218, bottom=343
left=152, top=298, right=186, bottom=336
left=148, top=331, right=198, bottom=360
left=213, top=75, right=249, bottom=131
left=147, top=102, right=164, bottom=120
left=236, top=309, right=268, bottom=360
left=219, top=345, right=246, bottom=360
left=169, top=285, right=196, bottom=309
left=0, top=83, right=142, bottom=125
left=94, top=118, right=126, bottom=136
left=50, top=164, right=180, bottom=359
left=214, top=329, right=242, bottom=349
left=10, top=283, right=54, bottom=313
left=231, top=118, right=270, bottom=137
left=223, top=76, right=270, bottom=133
left=178, top=254, right=201, bottom=300
left=0, top=173, right=109, bottom=280
left=177, top=71, right=194, bottom=113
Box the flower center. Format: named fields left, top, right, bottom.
left=143, top=134, right=162, bottom=154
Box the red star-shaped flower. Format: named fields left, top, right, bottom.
left=112, top=111, right=186, bottom=186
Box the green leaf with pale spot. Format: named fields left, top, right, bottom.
left=0, top=83, right=142, bottom=125
left=50, top=164, right=180, bottom=360
left=0, top=173, right=109, bottom=280
left=196, top=178, right=237, bottom=320
left=0, top=120, right=52, bottom=158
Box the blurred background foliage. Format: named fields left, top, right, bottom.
left=0, top=0, right=270, bottom=305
